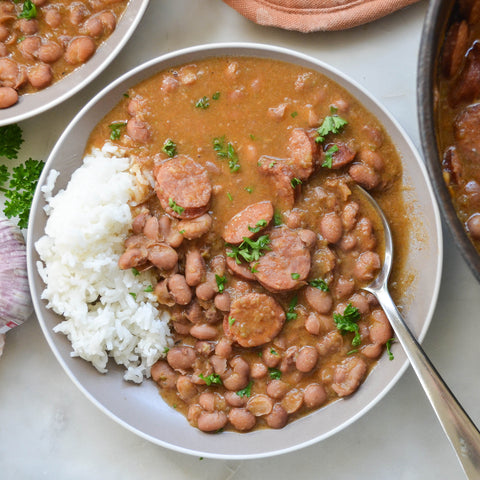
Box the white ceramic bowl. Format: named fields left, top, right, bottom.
left=0, top=0, right=149, bottom=127
left=27, top=43, right=443, bottom=459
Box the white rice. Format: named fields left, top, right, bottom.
left=35, top=143, right=172, bottom=383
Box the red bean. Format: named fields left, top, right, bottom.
left=0, top=86, right=17, bottom=108
left=15, top=18, right=38, bottom=35
left=305, top=286, right=333, bottom=314
left=331, top=356, right=367, bottom=397
left=349, top=163, right=380, bottom=190
left=65, top=36, right=96, bottom=64
left=266, top=379, right=289, bottom=399
left=166, top=346, right=196, bottom=372
left=225, top=391, right=247, bottom=407
left=37, top=42, right=64, bottom=64
left=168, top=274, right=192, bottom=305
left=197, top=411, right=227, bottom=432
left=215, top=337, right=232, bottom=358
left=126, top=117, right=151, bottom=143
left=247, top=394, right=273, bottom=416
left=209, top=355, right=227, bottom=375
left=303, top=383, right=327, bottom=408
left=147, top=244, right=178, bottom=271
left=44, top=7, right=62, bottom=28
left=320, top=212, right=343, bottom=244
left=196, top=281, right=216, bottom=301
left=262, top=346, right=281, bottom=368
left=177, top=213, right=212, bottom=240
left=228, top=408, right=256, bottom=431
left=250, top=362, right=268, bottom=379
left=295, top=346, right=318, bottom=373
left=281, top=388, right=304, bottom=414
left=185, top=248, right=205, bottom=287
left=18, top=36, right=41, bottom=60
left=369, top=309, right=392, bottom=345
left=467, top=213, right=480, bottom=240
left=189, top=324, right=217, bottom=341
left=214, top=292, right=231, bottom=312
left=176, top=375, right=197, bottom=401
left=265, top=403, right=288, bottom=429
left=348, top=293, right=370, bottom=315
left=198, top=392, right=216, bottom=412
left=354, top=251, right=381, bottom=283
left=223, top=372, right=248, bottom=391
left=151, top=360, right=176, bottom=389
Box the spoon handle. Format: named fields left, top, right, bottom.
left=375, top=286, right=480, bottom=478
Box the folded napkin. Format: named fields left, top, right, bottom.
left=223, top=0, right=420, bottom=31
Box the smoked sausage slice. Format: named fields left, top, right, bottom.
left=154, top=155, right=212, bottom=219
left=225, top=293, right=285, bottom=347
left=223, top=201, right=274, bottom=244
left=253, top=227, right=311, bottom=292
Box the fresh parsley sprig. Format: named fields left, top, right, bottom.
left=213, top=136, right=240, bottom=172
left=315, top=106, right=348, bottom=144
left=0, top=124, right=24, bottom=159
left=226, top=235, right=270, bottom=264
left=333, top=303, right=361, bottom=347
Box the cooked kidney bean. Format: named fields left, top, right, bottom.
left=224, top=391, right=247, bottom=407
left=176, top=375, right=197, bottom=401
left=167, top=274, right=192, bottom=305
left=349, top=163, right=380, bottom=190
left=320, top=212, right=343, bottom=244
left=295, top=346, right=318, bottom=373
left=126, top=117, right=151, bottom=144
left=177, top=213, right=212, bottom=240
left=0, top=85, right=17, bottom=108
left=185, top=248, right=205, bottom=287
left=65, top=36, right=96, bottom=64
left=467, top=213, right=480, bottom=239
left=190, top=324, right=218, bottom=341
left=247, top=394, right=274, bottom=416
left=37, top=42, right=64, bottom=64
left=27, top=63, right=52, bottom=89
left=354, top=251, right=381, bottom=282
left=265, top=403, right=288, bottom=429
left=331, top=356, right=367, bottom=397
left=197, top=411, right=228, bottom=432
left=228, top=407, right=256, bottom=431
left=250, top=362, right=268, bottom=379
left=167, top=346, right=196, bottom=372
left=151, top=360, right=177, bottom=389
left=281, top=388, right=304, bottom=414
left=305, top=286, right=333, bottom=314
left=147, top=244, right=178, bottom=271
left=303, top=383, right=327, bottom=408
left=266, top=379, right=290, bottom=399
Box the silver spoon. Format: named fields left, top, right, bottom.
left=358, top=186, right=480, bottom=478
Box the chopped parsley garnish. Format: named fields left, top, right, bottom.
left=245, top=186, right=253, bottom=193
left=309, top=278, right=329, bottom=292
left=108, top=122, right=127, bottom=141
left=215, top=274, right=226, bottom=293
left=129, top=292, right=137, bottom=300
left=144, top=285, right=154, bottom=293
left=226, top=235, right=270, bottom=264
left=227, top=191, right=233, bottom=201
left=247, top=219, right=267, bottom=233
left=290, top=177, right=302, bottom=188
left=195, top=96, right=210, bottom=109
left=199, top=373, right=222, bottom=386
left=162, top=138, right=177, bottom=157
left=19, top=0, right=37, bottom=19
left=268, top=368, right=282, bottom=380
left=237, top=380, right=253, bottom=398
left=286, top=295, right=298, bottom=321
left=291, top=111, right=298, bottom=118
left=268, top=161, right=276, bottom=168
left=291, top=272, right=300, bottom=280
left=315, top=111, right=348, bottom=143
left=270, top=348, right=279, bottom=356
left=273, top=210, right=283, bottom=226
left=0, top=124, right=24, bottom=159
left=250, top=262, right=259, bottom=273
left=0, top=158, right=44, bottom=229
left=333, top=303, right=361, bottom=347
left=168, top=197, right=184, bottom=215
left=213, top=136, right=240, bottom=172
left=131, top=268, right=140, bottom=276
left=386, top=338, right=395, bottom=360
left=322, top=144, right=339, bottom=169
left=228, top=316, right=236, bottom=325
left=212, top=91, right=220, bottom=100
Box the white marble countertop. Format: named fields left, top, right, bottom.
left=2, top=0, right=480, bottom=478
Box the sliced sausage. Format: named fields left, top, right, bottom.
left=155, top=155, right=212, bottom=219
left=225, top=252, right=256, bottom=281
left=442, top=20, right=470, bottom=78
left=450, top=40, right=480, bottom=107
left=287, top=128, right=316, bottom=180
left=254, top=227, right=311, bottom=292
left=223, top=201, right=273, bottom=244
left=225, top=293, right=286, bottom=348
left=257, top=155, right=296, bottom=209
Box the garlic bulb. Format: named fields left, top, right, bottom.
left=0, top=217, right=33, bottom=341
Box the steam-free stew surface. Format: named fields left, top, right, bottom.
left=88, top=57, right=411, bottom=433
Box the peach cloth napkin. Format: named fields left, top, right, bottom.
left=222, top=0, right=420, bottom=31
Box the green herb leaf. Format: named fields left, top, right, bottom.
left=131, top=267, right=140, bottom=276
left=227, top=191, right=233, bottom=201
left=129, top=292, right=137, bottom=300
left=109, top=122, right=127, bottom=141
left=315, top=114, right=348, bottom=143
left=245, top=186, right=253, bottom=194
left=333, top=303, right=361, bottom=347
left=2, top=158, right=44, bottom=229
left=215, top=274, right=226, bottom=293
left=228, top=316, right=235, bottom=325
left=273, top=210, right=282, bottom=226
left=290, top=177, right=302, bottom=189
left=291, top=272, right=300, bottom=280
left=0, top=124, right=24, bottom=159
left=226, top=235, right=270, bottom=264
left=268, top=368, right=282, bottom=380
left=322, top=144, right=339, bottom=168
left=144, top=285, right=154, bottom=293
left=212, top=91, right=220, bottom=100
left=309, top=278, right=329, bottom=292
left=213, top=136, right=240, bottom=172
left=19, top=0, right=37, bottom=19
left=199, top=373, right=222, bottom=386
left=286, top=295, right=298, bottom=321
left=270, top=348, right=279, bottom=356
left=386, top=338, right=395, bottom=360
left=162, top=138, right=177, bottom=157
left=0, top=165, right=9, bottom=187
left=291, top=111, right=298, bottom=118
left=168, top=197, right=185, bottom=215
left=237, top=380, right=253, bottom=398
left=247, top=219, right=267, bottom=233
left=195, top=96, right=210, bottom=109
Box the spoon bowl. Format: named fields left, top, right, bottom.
left=357, top=186, right=480, bottom=478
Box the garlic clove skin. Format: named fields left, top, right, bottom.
left=0, top=217, right=33, bottom=338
